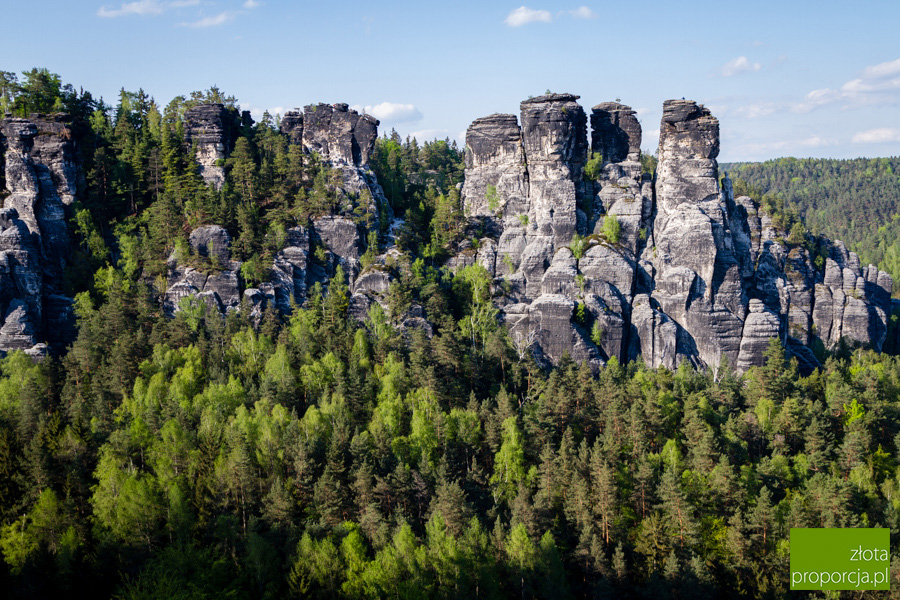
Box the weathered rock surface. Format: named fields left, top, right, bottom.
left=461, top=114, right=529, bottom=221
left=459, top=95, right=893, bottom=372
left=521, top=94, right=587, bottom=247
left=184, top=104, right=236, bottom=189
left=0, top=115, right=78, bottom=354
left=168, top=101, right=391, bottom=322
left=590, top=102, right=641, bottom=163
left=164, top=225, right=242, bottom=315
left=298, top=103, right=379, bottom=167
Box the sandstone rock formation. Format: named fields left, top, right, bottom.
left=168, top=102, right=390, bottom=321
left=163, top=225, right=243, bottom=315
left=459, top=95, right=893, bottom=372
left=0, top=114, right=78, bottom=354
left=184, top=104, right=236, bottom=189
left=4, top=97, right=887, bottom=374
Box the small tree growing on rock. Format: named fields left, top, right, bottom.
left=485, top=185, right=500, bottom=214
left=602, top=214, right=621, bottom=245
left=569, top=234, right=586, bottom=261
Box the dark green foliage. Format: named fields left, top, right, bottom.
left=5, top=70, right=900, bottom=598
left=725, top=157, right=900, bottom=294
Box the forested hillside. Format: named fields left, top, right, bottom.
left=722, top=158, right=900, bottom=294
left=1, top=69, right=900, bottom=599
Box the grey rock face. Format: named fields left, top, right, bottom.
left=268, top=227, right=310, bottom=313
left=280, top=111, right=304, bottom=145
left=189, top=225, right=232, bottom=264
left=0, top=114, right=80, bottom=353
left=313, top=216, right=360, bottom=260
left=811, top=249, right=892, bottom=351
left=644, top=100, right=747, bottom=370
left=590, top=102, right=641, bottom=163
left=460, top=95, right=893, bottom=372
left=631, top=295, right=678, bottom=370
left=461, top=114, right=529, bottom=221
left=0, top=119, right=40, bottom=236
left=588, top=102, right=651, bottom=256
left=520, top=94, right=587, bottom=246
left=1, top=116, right=74, bottom=279
left=184, top=104, right=234, bottom=189
left=164, top=225, right=242, bottom=315
left=505, top=294, right=602, bottom=369
left=0, top=299, right=37, bottom=350
left=301, top=103, right=380, bottom=167
left=736, top=299, right=781, bottom=370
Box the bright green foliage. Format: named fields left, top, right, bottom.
left=491, top=417, right=532, bottom=503
left=602, top=213, right=621, bottom=244
left=584, top=152, right=603, bottom=181
left=569, top=233, right=586, bottom=260
left=5, top=70, right=900, bottom=599
left=485, top=184, right=500, bottom=213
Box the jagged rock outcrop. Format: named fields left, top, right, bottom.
left=644, top=100, right=746, bottom=369
left=164, top=225, right=242, bottom=315
left=294, top=102, right=379, bottom=168
left=460, top=95, right=894, bottom=372
left=184, top=104, right=236, bottom=189
left=812, top=241, right=891, bottom=350
left=590, top=102, right=641, bottom=163
left=520, top=94, right=587, bottom=247
left=588, top=103, right=653, bottom=256
left=461, top=114, right=529, bottom=221
left=281, top=102, right=389, bottom=237
left=168, top=102, right=390, bottom=322
left=0, top=115, right=78, bottom=354
left=459, top=95, right=602, bottom=366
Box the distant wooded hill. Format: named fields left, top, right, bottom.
left=722, top=157, right=900, bottom=292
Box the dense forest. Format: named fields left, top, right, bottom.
left=722, top=158, right=900, bottom=295
left=1, top=68, right=900, bottom=599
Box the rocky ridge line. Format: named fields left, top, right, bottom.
left=456, top=96, right=892, bottom=372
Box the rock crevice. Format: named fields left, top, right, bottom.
left=459, top=95, right=893, bottom=372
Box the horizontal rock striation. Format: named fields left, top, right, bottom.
left=184, top=104, right=238, bottom=190
left=458, top=95, right=893, bottom=372
left=169, top=102, right=392, bottom=324
left=0, top=114, right=78, bottom=354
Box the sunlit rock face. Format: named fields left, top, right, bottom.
left=0, top=114, right=78, bottom=354
left=459, top=95, right=893, bottom=372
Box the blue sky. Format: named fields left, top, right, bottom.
left=4, top=0, right=900, bottom=161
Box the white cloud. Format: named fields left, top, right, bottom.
left=98, top=0, right=164, bottom=17
left=733, top=101, right=780, bottom=119
left=568, top=6, right=596, bottom=19
left=798, top=135, right=832, bottom=148
left=97, top=0, right=198, bottom=17
left=721, top=56, right=761, bottom=77
left=242, top=0, right=261, bottom=8
left=792, top=57, right=900, bottom=112
left=355, top=102, right=422, bottom=123
left=181, top=11, right=236, bottom=27
left=862, top=58, right=900, bottom=79
left=852, top=128, right=900, bottom=144
left=504, top=6, right=552, bottom=27
left=734, top=135, right=835, bottom=157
